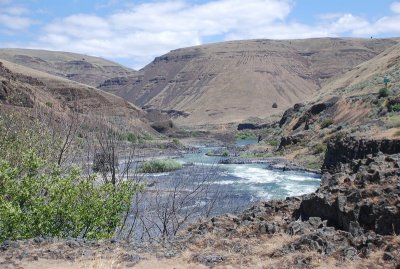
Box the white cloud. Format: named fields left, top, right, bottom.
left=31, top=0, right=293, bottom=68
left=10, top=0, right=400, bottom=69
left=391, top=2, right=400, bottom=13
left=0, top=1, right=33, bottom=32
left=0, top=14, right=32, bottom=30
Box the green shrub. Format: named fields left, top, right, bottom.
left=379, top=88, right=390, bottom=98
left=268, top=139, right=279, bottom=146
left=235, top=130, right=257, bottom=140
left=0, top=151, right=139, bottom=241
left=126, top=132, right=138, bottom=143
left=172, top=138, right=182, bottom=146
left=312, top=143, right=327, bottom=154
left=222, top=150, right=229, bottom=157
left=389, top=103, right=400, bottom=112
left=139, top=159, right=182, bottom=173
left=320, top=118, right=334, bottom=129
left=45, top=101, right=53, bottom=108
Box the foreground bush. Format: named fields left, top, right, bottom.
left=0, top=150, right=139, bottom=241
left=139, top=159, right=182, bottom=173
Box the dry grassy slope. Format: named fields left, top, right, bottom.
left=279, top=41, right=400, bottom=151
left=0, top=59, right=154, bottom=135
left=317, top=42, right=400, bottom=98
left=0, top=48, right=137, bottom=94
left=114, top=38, right=397, bottom=126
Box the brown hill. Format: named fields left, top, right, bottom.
left=0, top=59, right=154, bottom=135
left=266, top=42, right=400, bottom=171
left=0, top=48, right=137, bottom=95
left=281, top=42, right=400, bottom=137
left=107, top=38, right=397, bottom=126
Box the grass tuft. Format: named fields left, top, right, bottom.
left=139, top=159, right=182, bottom=173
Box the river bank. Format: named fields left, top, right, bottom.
left=2, top=136, right=399, bottom=269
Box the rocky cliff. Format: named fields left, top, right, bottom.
left=299, top=137, right=400, bottom=236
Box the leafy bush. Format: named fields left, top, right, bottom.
left=379, top=88, right=390, bottom=98
left=222, top=150, right=229, bottom=157
left=389, top=103, right=400, bottom=112
left=0, top=151, right=139, bottom=241
left=320, top=118, right=334, bottom=129
left=312, top=143, right=327, bottom=154
left=139, top=159, right=182, bottom=173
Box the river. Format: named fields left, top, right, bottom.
left=143, top=140, right=320, bottom=213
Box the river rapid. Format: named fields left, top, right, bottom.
left=143, top=140, right=320, bottom=214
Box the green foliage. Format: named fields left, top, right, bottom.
left=120, top=132, right=153, bottom=144
left=45, top=101, right=53, bottom=108
left=0, top=151, right=139, bottom=242
left=125, top=132, right=138, bottom=143
left=0, top=113, right=58, bottom=166
left=235, top=130, right=257, bottom=140
left=222, top=150, right=229, bottom=157
left=312, top=143, right=327, bottom=154
left=0, top=111, right=140, bottom=242
left=268, top=139, right=279, bottom=147
left=378, top=88, right=390, bottom=98
left=172, top=138, right=182, bottom=147
left=389, top=103, right=400, bottom=112
left=139, top=159, right=182, bottom=173
left=320, top=118, right=334, bottom=129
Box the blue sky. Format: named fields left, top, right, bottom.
left=1, top=0, right=400, bottom=69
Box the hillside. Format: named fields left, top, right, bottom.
left=106, top=38, right=397, bottom=126
left=280, top=42, right=400, bottom=137
left=0, top=59, right=154, bottom=135
left=0, top=48, right=137, bottom=96
left=246, top=42, right=400, bottom=171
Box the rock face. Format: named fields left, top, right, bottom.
left=322, top=136, right=400, bottom=171
left=278, top=133, right=306, bottom=149
left=237, top=122, right=269, bottom=130
left=292, top=97, right=339, bottom=131
left=298, top=137, right=400, bottom=236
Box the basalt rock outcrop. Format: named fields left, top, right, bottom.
left=322, top=136, right=400, bottom=171
left=298, top=137, right=400, bottom=236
